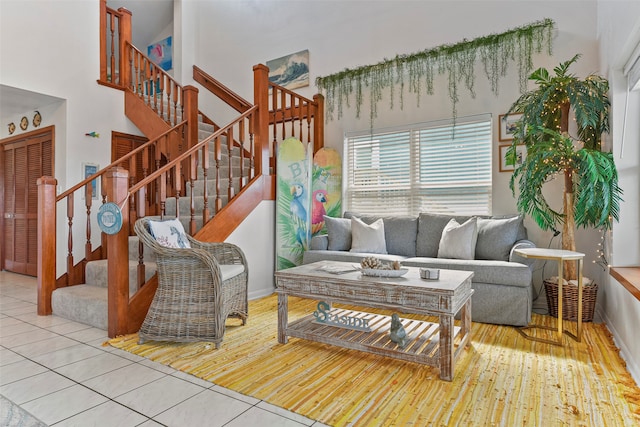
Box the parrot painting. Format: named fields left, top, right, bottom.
left=311, top=189, right=328, bottom=235
left=290, top=183, right=309, bottom=248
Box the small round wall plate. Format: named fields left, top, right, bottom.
left=8, top=123, right=16, bottom=134
left=97, top=202, right=123, bottom=235
left=33, top=111, right=42, bottom=127
left=20, top=116, right=28, bottom=130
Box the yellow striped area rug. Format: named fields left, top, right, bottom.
left=109, top=295, right=640, bottom=426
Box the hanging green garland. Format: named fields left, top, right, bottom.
left=316, top=18, right=555, bottom=124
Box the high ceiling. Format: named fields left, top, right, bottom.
left=1, top=0, right=173, bottom=120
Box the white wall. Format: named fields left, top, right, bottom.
left=190, top=0, right=607, bottom=288
left=596, top=0, right=640, bottom=384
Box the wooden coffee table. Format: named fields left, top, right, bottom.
left=274, top=261, right=474, bottom=381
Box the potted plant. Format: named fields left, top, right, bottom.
left=505, top=54, right=623, bottom=321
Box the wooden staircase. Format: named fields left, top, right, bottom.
left=37, top=0, right=324, bottom=337
left=50, top=115, right=244, bottom=329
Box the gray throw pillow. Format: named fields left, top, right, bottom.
left=324, top=216, right=352, bottom=251
left=437, top=217, right=478, bottom=260
left=350, top=217, right=387, bottom=254
left=476, top=216, right=523, bottom=261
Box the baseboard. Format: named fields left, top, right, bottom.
left=248, top=286, right=275, bottom=301
left=597, top=306, right=640, bottom=386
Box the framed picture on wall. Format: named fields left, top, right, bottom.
left=499, top=144, right=526, bottom=172
left=498, top=113, right=523, bottom=142
left=82, top=163, right=99, bottom=199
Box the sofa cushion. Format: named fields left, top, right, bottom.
left=324, top=216, right=352, bottom=251
left=350, top=217, right=387, bottom=254
left=402, top=257, right=532, bottom=288
left=416, top=213, right=473, bottom=257
left=437, top=217, right=478, bottom=260
left=476, top=216, right=523, bottom=261
left=343, top=212, right=418, bottom=257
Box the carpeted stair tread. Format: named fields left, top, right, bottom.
left=85, top=259, right=156, bottom=292
left=51, top=285, right=109, bottom=330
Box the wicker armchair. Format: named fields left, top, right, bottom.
left=134, top=217, right=248, bottom=348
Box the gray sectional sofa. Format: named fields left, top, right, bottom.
left=302, top=212, right=536, bottom=326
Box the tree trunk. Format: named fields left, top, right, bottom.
left=562, top=171, right=577, bottom=281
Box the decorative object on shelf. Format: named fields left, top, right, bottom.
left=389, top=313, right=408, bottom=348
left=313, top=301, right=371, bottom=331
left=7, top=122, right=15, bottom=134
left=85, top=132, right=100, bottom=138
left=506, top=54, right=622, bottom=282
left=499, top=144, right=526, bottom=172
left=19, top=116, right=28, bottom=131
left=420, top=268, right=440, bottom=280
left=267, top=49, right=309, bottom=90
left=316, top=19, right=554, bottom=126
left=32, top=111, right=41, bottom=127
left=498, top=113, right=523, bottom=141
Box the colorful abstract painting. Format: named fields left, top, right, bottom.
left=148, top=36, right=172, bottom=71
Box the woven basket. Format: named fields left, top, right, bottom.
left=544, top=279, right=598, bottom=322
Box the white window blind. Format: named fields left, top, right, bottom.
left=345, top=114, right=492, bottom=216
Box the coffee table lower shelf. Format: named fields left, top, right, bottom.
left=285, top=308, right=466, bottom=368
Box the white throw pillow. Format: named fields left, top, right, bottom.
left=148, top=218, right=191, bottom=249
left=349, top=217, right=387, bottom=254
left=437, top=217, right=478, bottom=260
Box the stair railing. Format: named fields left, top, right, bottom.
left=37, top=122, right=188, bottom=315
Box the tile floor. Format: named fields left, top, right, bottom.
left=0, top=271, right=329, bottom=427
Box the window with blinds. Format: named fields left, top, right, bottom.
left=344, top=114, right=492, bottom=216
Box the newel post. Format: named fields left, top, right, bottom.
left=118, top=7, right=132, bottom=90
left=105, top=167, right=130, bottom=337
left=183, top=85, right=199, bottom=150
left=37, top=176, right=58, bottom=315
left=313, top=93, right=325, bottom=154
left=253, top=64, right=270, bottom=177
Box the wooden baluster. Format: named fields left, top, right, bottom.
left=66, top=195, right=74, bottom=284
left=189, top=151, right=196, bottom=235
left=142, top=146, right=149, bottom=212
left=172, top=84, right=179, bottom=127
left=158, top=73, right=162, bottom=120
left=165, top=81, right=172, bottom=124
left=134, top=53, right=140, bottom=96
left=144, top=59, right=151, bottom=106
left=272, top=87, right=278, bottom=146
left=100, top=176, right=108, bottom=256
left=215, top=135, right=222, bottom=212
left=299, top=99, right=304, bottom=142
left=174, top=162, right=182, bottom=219
left=281, top=90, right=286, bottom=139
left=85, top=184, right=92, bottom=260
left=151, top=65, right=158, bottom=112
left=250, top=131, right=255, bottom=179
left=290, top=94, right=295, bottom=138
left=136, top=188, right=146, bottom=289
left=202, top=144, right=210, bottom=223
left=239, top=120, right=246, bottom=189
left=307, top=101, right=312, bottom=145
left=109, top=12, right=116, bottom=83
left=227, top=127, right=235, bottom=199
left=159, top=171, right=167, bottom=218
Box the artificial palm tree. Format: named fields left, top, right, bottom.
left=506, top=54, right=622, bottom=280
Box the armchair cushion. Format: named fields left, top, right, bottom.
left=148, top=218, right=191, bottom=249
